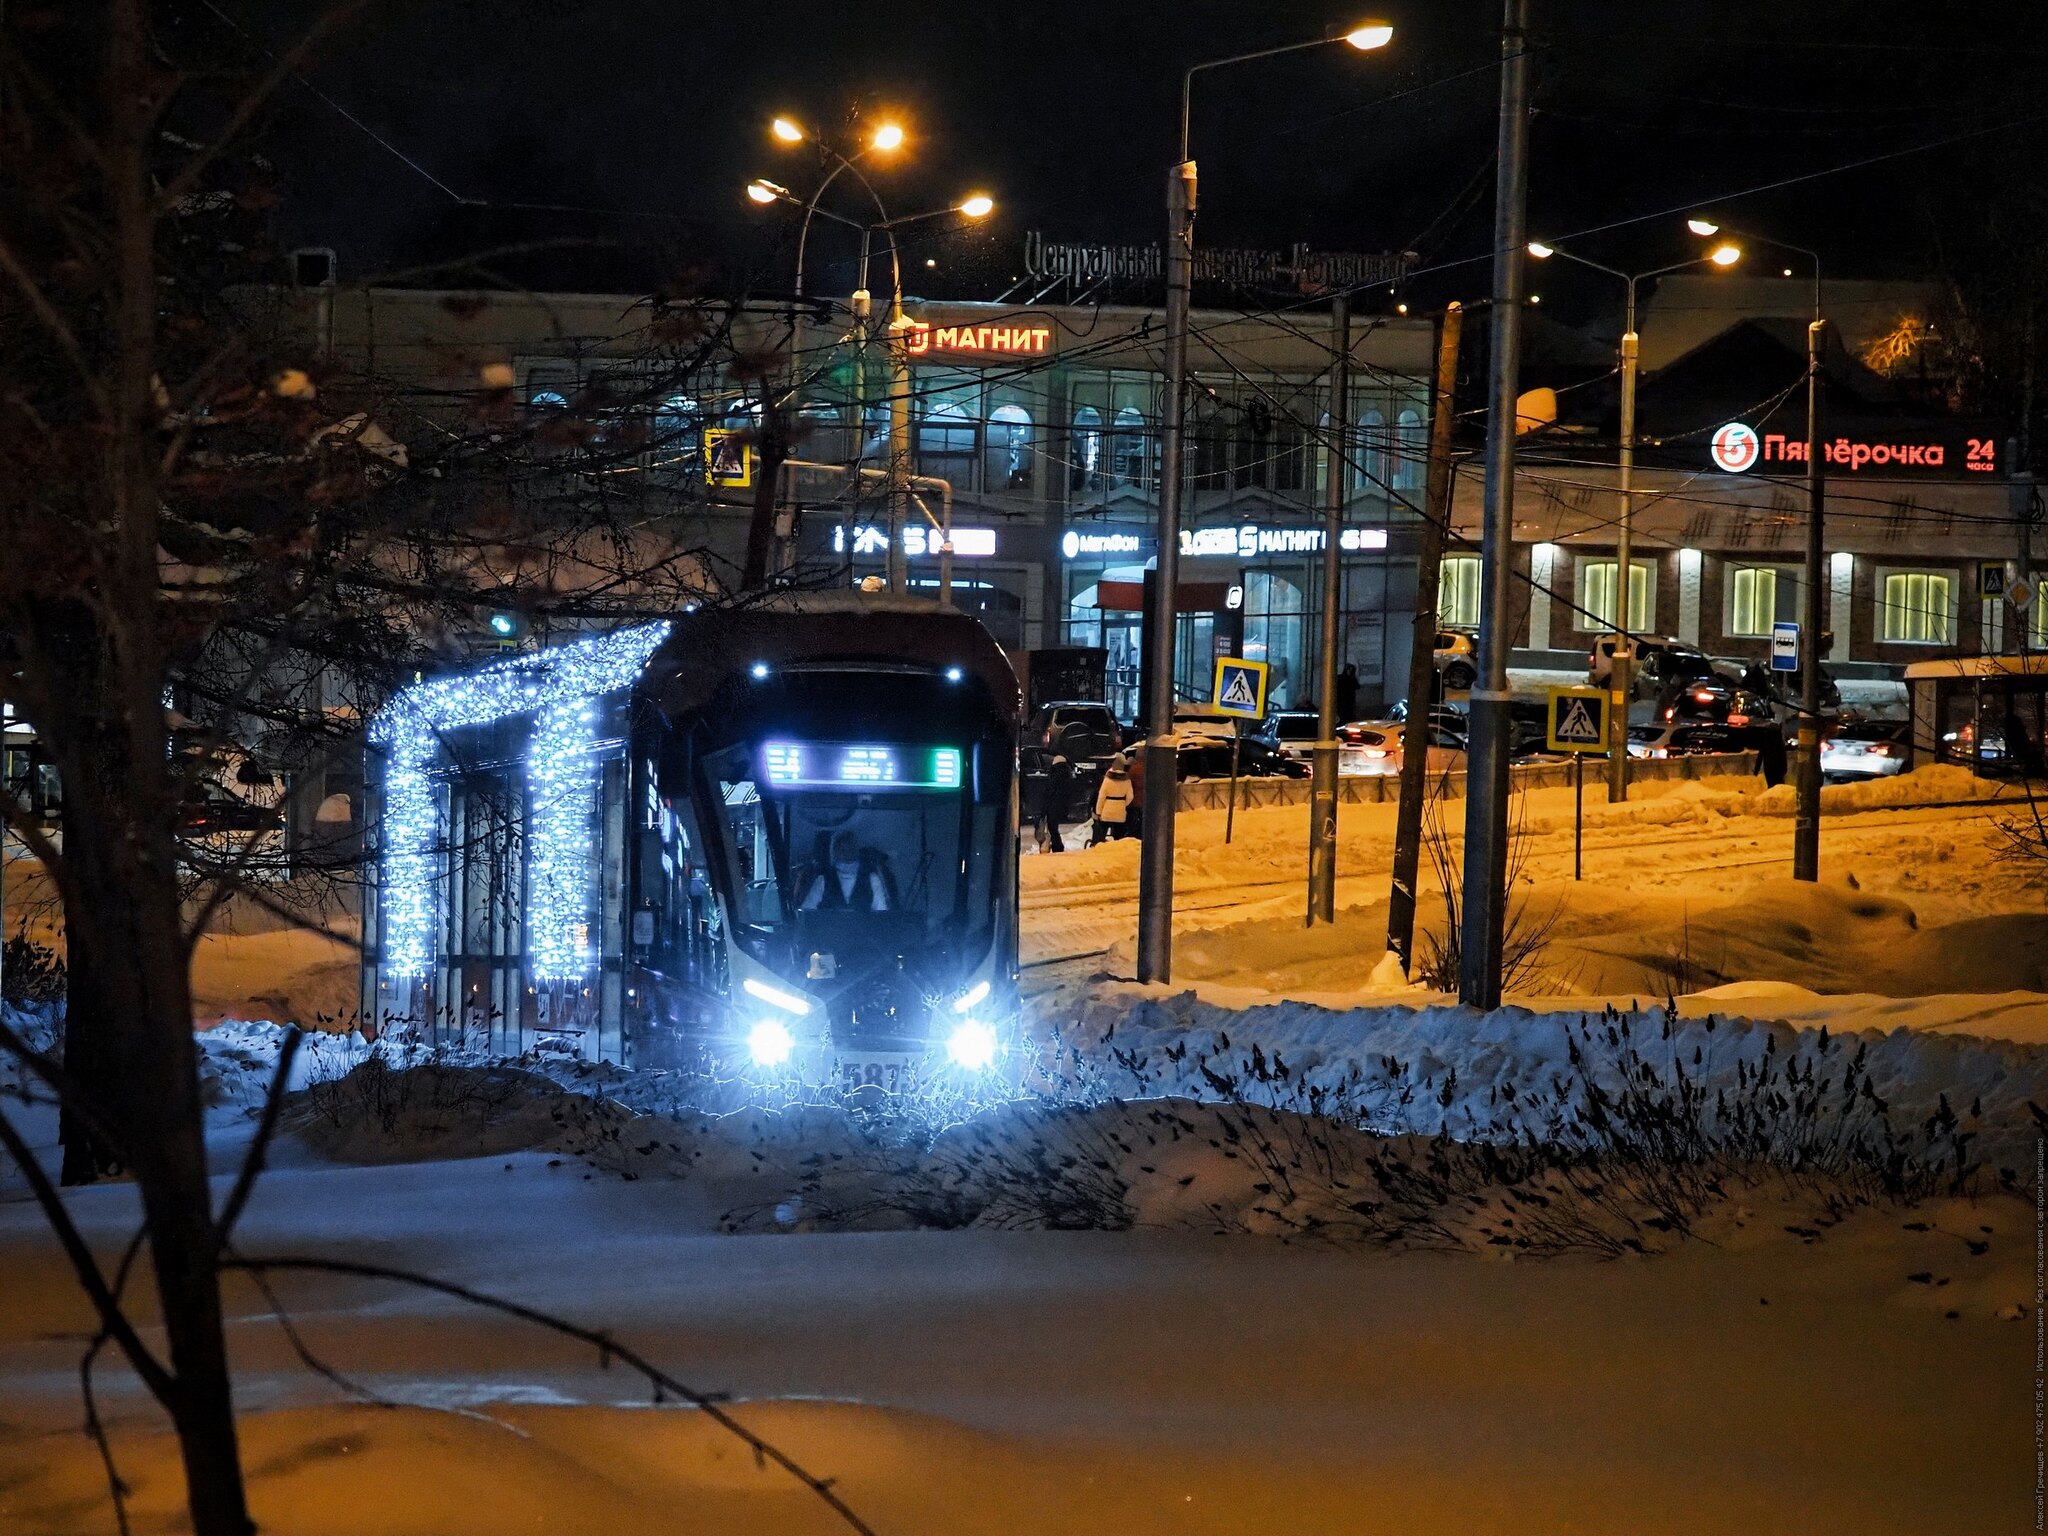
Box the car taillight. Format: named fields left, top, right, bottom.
left=1663, top=707, right=1675, bottom=720
left=1692, top=688, right=1716, bottom=703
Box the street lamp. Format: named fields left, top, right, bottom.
left=1137, top=19, right=1396, bottom=985
left=1525, top=237, right=1741, bottom=801
left=1687, top=216, right=1827, bottom=880
left=746, top=167, right=993, bottom=591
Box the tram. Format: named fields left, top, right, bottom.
left=361, top=596, right=1022, bottom=1083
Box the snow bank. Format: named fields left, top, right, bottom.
left=1060, top=984, right=2045, bottom=1177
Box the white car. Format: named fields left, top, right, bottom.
left=1820, top=720, right=1909, bottom=781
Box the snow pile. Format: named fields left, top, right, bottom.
left=1057, top=985, right=2044, bottom=1177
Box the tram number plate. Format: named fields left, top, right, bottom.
left=836, top=1056, right=920, bottom=1094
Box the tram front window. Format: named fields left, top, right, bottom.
left=704, top=740, right=995, bottom=979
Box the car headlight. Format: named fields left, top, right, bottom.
left=946, top=1020, right=999, bottom=1071
left=747, top=1019, right=795, bottom=1067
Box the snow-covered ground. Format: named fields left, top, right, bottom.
left=0, top=1012, right=2032, bottom=1534
left=1, top=763, right=2040, bottom=1531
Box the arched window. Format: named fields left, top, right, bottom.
left=1108, top=405, right=1148, bottom=489
left=530, top=389, right=569, bottom=411
left=1393, top=407, right=1426, bottom=493
left=1070, top=405, right=1104, bottom=493
left=986, top=404, right=1034, bottom=493
left=1355, top=408, right=1388, bottom=494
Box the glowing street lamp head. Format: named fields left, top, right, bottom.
left=770, top=116, right=805, bottom=145
left=1344, top=21, right=1395, bottom=49
left=870, top=121, right=906, bottom=152
left=958, top=193, right=995, bottom=219
left=1526, top=241, right=1555, bottom=259
left=745, top=179, right=781, bottom=205
left=1709, top=242, right=1742, bottom=268
left=1686, top=218, right=1720, bottom=237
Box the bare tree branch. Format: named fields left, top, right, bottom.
left=0, top=1088, right=176, bottom=1402
left=225, top=1255, right=879, bottom=1535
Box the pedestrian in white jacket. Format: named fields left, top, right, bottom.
left=1091, top=754, right=1135, bottom=844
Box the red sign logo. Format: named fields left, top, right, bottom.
left=1710, top=421, right=1760, bottom=473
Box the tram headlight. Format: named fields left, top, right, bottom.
left=946, top=1020, right=999, bottom=1072
left=748, top=1019, right=795, bottom=1067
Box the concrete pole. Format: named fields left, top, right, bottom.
left=1136, top=155, right=1196, bottom=983
left=1387, top=302, right=1464, bottom=974
left=1792, top=316, right=1828, bottom=881
left=1308, top=296, right=1349, bottom=925
left=1607, top=286, right=1639, bottom=802
left=1457, top=0, right=1532, bottom=1010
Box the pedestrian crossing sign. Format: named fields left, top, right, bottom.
left=1211, top=656, right=1269, bottom=719
left=703, top=426, right=752, bottom=487
left=1545, top=685, right=1609, bottom=754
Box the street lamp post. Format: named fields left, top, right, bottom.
left=1137, top=19, right=1394, bottom=986
left=1690, top=219, right=1826, bottom=879
left=1526, top=239, right=1741, bottom=801
left=749, top=128, right=990, bottom=591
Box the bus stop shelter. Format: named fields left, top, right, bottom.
left=1904, top=654, right=2048, bottom=777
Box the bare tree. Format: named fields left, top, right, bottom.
left=0, top=6, right=773, bottom=1530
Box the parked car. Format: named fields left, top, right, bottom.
left=1384, top=698, right=1469, bottom=743
left=1434, top=628, right=1478, bottom=692
left=1336, top=721, right=1466, bottom=777
left=1652, top=662, right=1779, bottom=731
left=1267, top=710, right=1324, bottom=760
left=1175, top=736, right=1311, bottom=781
left=1027, top=700, right=1127, bottom=759
left=1589, top=635, right=1714, bottom=699
left=1820, top=719, right=1909, bottom=782
left=1628, top=719, right=1787, bottom=784
left=1708, top=655, right=1843, bottom=729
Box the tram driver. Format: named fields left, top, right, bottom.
left=799, top=830, right=893, bottom=912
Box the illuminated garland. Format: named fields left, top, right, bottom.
left=370, top=622, right=671, bottom=978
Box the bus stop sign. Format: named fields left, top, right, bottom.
left=1770, top=621, right=1800, bottom=673
left=1545, top=686, right=1609, bottom=754
left=1211, top=656, right=1269, bottom=718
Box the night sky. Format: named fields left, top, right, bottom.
left=248, top=0, right=2048, bottom=320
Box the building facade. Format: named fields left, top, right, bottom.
left=315, top=287, right=1441, bottom=719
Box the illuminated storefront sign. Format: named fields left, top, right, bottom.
left=1709, top=422, right=1759, bottom=473
left=832, top=524, right=998, bottom=558
left=1709, top=421, right=2001, bottom=476
left=903, top=319, right=1055, bottom=357
left=1180, top=525, right=1389, bottom=558
left=1023, top=231, right=1410, bottom=292
left=1061, top=529, right=1145, bottom=559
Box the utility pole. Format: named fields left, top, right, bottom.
left=1792, top=315, right=1827, bottom=881
left=1607, top=300, right=1639, bottom=801
left=1388, top=301, right=1464, bottom=973
left=1137, top=154, right=1195, bottom=982
left=1307, top=296, right=1350, bottom=925
left=1458, top=0, right=1532, bottom=1010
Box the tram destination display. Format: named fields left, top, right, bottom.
left=761, top=742, right=964, bottom=790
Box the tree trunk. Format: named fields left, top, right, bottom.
left=57, top=819, right=120, bottom=1185
left=59, top=733, right=256, bottom=1536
